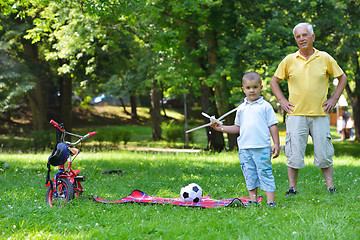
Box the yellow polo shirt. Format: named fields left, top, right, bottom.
left=274, top=48, right=344, bottom=116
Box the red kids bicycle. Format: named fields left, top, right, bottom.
left=45, top=120, right=96, bottom=207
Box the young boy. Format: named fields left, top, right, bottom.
left=211, top=72, right=280, bottom=207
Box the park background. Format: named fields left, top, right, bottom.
left=1, top=0, right=360, bottom=239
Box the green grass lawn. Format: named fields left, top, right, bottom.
left=1, top=107, right=359, bottom=238
left=1, top=150, right=359, bottom=239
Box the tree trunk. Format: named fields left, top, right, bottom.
left=346, top=84, right=359, bottom=141
left=206, top=30, right=234, bottom=150
left=119, top=97, right=131, bottom=115
left=351, top=97, right=359, bottom=141
left=22, top=40, right=49, bottom=131
left=28, top=84, right=48, bottom=131
left=59, top=75, right=72, bottom=131
left=200, top=84, right=225, bottom=152
left=150, top=77, right=162, bottom=140
left=184, top=93, right=189, bottom=147
left=223, top=111, right=238, bottom=150
left=186, top=27, right=225, bottom=151
left=345, top=52, right=360, bottom=141
left=213, top=78, right=238, bottom=151
left=130, top=95, right=138, bottom=120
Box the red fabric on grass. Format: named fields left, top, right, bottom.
left=92, top=190, right=263, bottom=208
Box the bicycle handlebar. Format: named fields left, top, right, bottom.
left=88, top=132, right=97, bottom=137
left=50, top=119, right=64, bottom=132
left=49, top=119, right=96, bottom=146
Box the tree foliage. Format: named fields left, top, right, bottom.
left=1, top=0, right=359, bottom=143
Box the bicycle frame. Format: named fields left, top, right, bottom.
left=46, top=120, right=96, bottom=206
left=45, top=149, right=83, bottom=193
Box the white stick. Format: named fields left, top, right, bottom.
left=186, top=106, right=239, bottom=133
left=218, top=106, right=239, bottom=120
left=186, top=123, right=211, bottom=133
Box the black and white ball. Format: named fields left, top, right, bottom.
left=180, top=183, right=203, bottom=203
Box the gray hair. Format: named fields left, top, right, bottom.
left=293, top=23, right=314, bottom=37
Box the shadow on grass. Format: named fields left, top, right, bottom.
left=3, top=151, right=359, bottom=205
left=78, top=156, right=359, bottom=201
left=305, top=141, right=360, bottom=157
left=2, top=151, right=359, bottom=240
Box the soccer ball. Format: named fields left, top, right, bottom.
left=180, top=183, right=203, bottom=203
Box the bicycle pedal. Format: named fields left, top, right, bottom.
left=74, top=176, right=86, bottom=181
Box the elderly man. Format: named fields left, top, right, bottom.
left=270, top=22, right=347, bottom=195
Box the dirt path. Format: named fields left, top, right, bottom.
left=117, top=146, right=202, bottom=153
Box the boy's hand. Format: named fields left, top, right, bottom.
left=272, top=144, right=280, bottom=158
left=210, top=122, right=221, bottom=131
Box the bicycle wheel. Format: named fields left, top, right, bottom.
left=46, top=178, right=74, bottom=207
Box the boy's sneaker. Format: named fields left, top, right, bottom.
left=285, top=187, right=297, bottom=196
left=267, top=202, right=277, bottom=207
left=328, top=187, right=337, bottom=194
left=244, top=200, right=258, bottom=207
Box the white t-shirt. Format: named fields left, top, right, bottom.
left=346, top=119, right=354, bottom=129
left=234, top=97, right=278, bottom=149
left=337, top=118, right=345, bottom=132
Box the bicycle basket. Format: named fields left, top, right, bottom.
left=48, top=142, right=70, bottom=166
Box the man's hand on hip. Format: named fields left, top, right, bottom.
left=322, top=98, right=337, bottom=114
left=279, top=98, right=295, bottom=114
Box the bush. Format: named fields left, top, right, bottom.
left=180, top=130, right=194, bottom=144
left=162, top=120, right=184, bottom=145
left=31, top=130, right=54, bottom=151
left=108, top=128, right=132, bottom=147
left=1, top=134, right=41, bottom=152
left=95, top=132, right=106, bottom=148
left=109, top=131, right=122, bottom=146
left=5, top=134, right=16, bottom=151
left=121, top=129, right=132, bottom=146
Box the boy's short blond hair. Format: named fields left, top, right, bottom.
left=242, top=71, right=261, bottom=85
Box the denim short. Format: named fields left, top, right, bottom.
left=285, top=115, right=334, bottom=169
left=239, top=148, right=276, bottom=192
